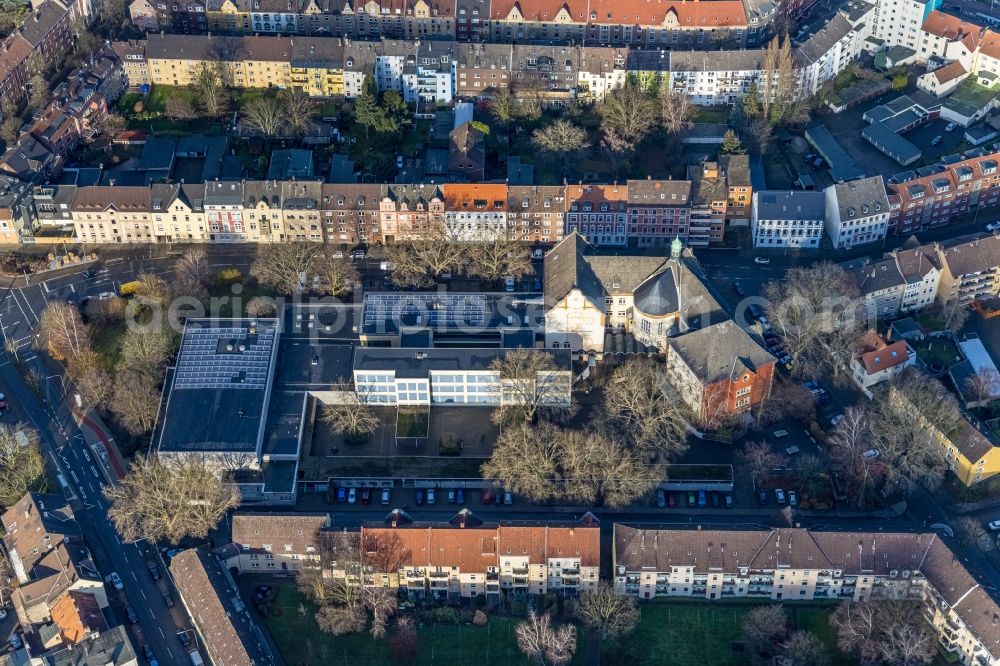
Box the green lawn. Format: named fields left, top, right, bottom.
left=613, top=602, right=848, bottom=666
left=260, top=586, right=548, bottom=666
left=690, top=106, right=731, bottom=124
left=912, top=338, right=961, bottom=369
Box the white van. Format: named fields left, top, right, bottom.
left=504, top=277, right=515, bottom=292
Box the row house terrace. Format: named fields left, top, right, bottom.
left=848, top=239, right=942, bottom=320
left=486, top=0, right=748, bottom=48
left=281, top=179, right=323, bottom=242
left=442, top=183, right=507, bottom=240
left=71, top=186, right=156, bottom=243
left=359, top=514, right=600, bottom=601
left=379, top=184, right=445, bottom=242
left=507, top=185, right=565, bottom=244
left=565, top=183, right=628, bottom=246
left=627, top=178, right=693, bottom=248
left=320, top=182, right=382, bottom=245
left=886, top=152, right=1000, bottom=235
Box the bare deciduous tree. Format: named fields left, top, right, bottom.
left=736, top=440, right=787, bottom=480
left=488, top=348, right=574, bottom=426
left=831, top=600, right=935, bottom=666
left=755, top=377, right=816, bottom=426
left=0, top=423, right=44, bottom=507
left=659, top=88, right=694, bottom=135
left=315, top=604, right=366, bottom=636
left=763, top=262, right=863, bottom=379
left=957, top=516, right=994, bottom=552
left=245, top=296, right=278, bottom=317
left=281, top=88, right=314, bottom=137
left=388, top=616, right=419, bottom=663
left=241, top=96, right=284, bottom=138
left=531, top=120, right=588, bottom=176
left=743, top=604, right=788, bottom=661
left=322, top=389, right=380, bottom=444
left=600, top=78, right=658, bottom=149
left=965, top=367, right=1000, bottom=404
left=251, top=243, right=357, bottom=296
left=165, top=97, right=196, bottom=121
left=67, top=348, right=112, bottom=408
left=467, top=235, right=533, bottom=282
left=119, top=327, right=172, bottom=375
left=383, top=232, right=466, bottom=288
left=481, top=422, right=659, bottom=508
left=0, top=548, right=14, bottom=606
left=575, top=581, right=639, bottom=641
left=39, top=302, right=88, bottom=361
left=105, top=457, right=240, bottom=544
left=516, top=611, right=577, bottom=666
left=602, top=359, right=690, bottom=460
left=109, top=370, right=160, bottom=436
left=779, top=631, right=828, bottom=666
left=194, top=62, right=229, bottom=117
left=826, top=406, right=881, bottom=509
left=174, top=248, right=210, bottom=298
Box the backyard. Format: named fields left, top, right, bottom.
left=257, top=585, right=847, bottom=666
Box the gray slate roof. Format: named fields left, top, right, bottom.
left=754, top=190, right=825, bottom=221
left=669, top=319, right=775, bottom=383
left=831, top=175, right=889, bottom=221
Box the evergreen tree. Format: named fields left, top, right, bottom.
left=722, top=129, right=743, bottom=154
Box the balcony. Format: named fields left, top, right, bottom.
left=510, top=567, right=529, bottom=575
left=429, top=571, right=449, bottom=579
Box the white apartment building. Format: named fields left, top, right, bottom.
left=797, top=9, right=872, bottom=97
left=204, top=181, right=251, bottom=243
left=614, top=525, right=1000, bottom=666
left=824, top=176, right=891, bottom=249
left=351, top=347, right=573, bottom=407
left=227, top=513, right=331, bottom=574
left=751, top=190, right=826, bottom=248
left=577, top=47, right=628, bottom=101
left=668, top=49, right=769, bottom=106
left=874, top=0, right=940, bottom=51
left=401, top=42, right=455, bottom=105
left=849, top=243, right=942, bottom=320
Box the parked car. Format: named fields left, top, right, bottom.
left=804, top=152, right=817, bottom=163
left=657, top=489, right=666, bottom=508
left=503, top=490, right=513, bottom=505
left=147, top=563, right=161, bottom=581
left=380, top=488, right=390, bottom=504
left=830, top=414, right=845, bottom=427
left=945, top=122, right=957, bottom=132
left=734, top=282, right=747, bottom=297
left=426, top=488, right=436, bottom=504
left=0, top=393, right=8, bottom=411
left=754, top=257, right=770, bottom=265
left=775, top=488, right=787, bottom=504
left=988, top=520, right=1000, bottom=531
left=987, top=221, right=1000, bottom=232
left=724, top=494, right=734, bottom=509
left=788, top=490, right=798, bottom=507
left=347, top=487, right=357, bottom=504
left=125, top=603, right=137, bottom=624
left=863, top=449, right=881, bottom=459
left=447, top=489, right=456, bottom=503
left=177, top=632, right=192, bottom=648
left=336, top=487, right=346, bottom=502
left=747, top=304, right=765, bottom=320
left=456, top=489, right=464, bottom=504
left=687, top=492, right=696, bottom=507
left=9, top=632, right=21, bottom=649
left=697, top=489, right=707, bottom=507
left=757, top=490, right=768, bottom=505
left=481, top=489, right=492, bottom=504
left=531, top=248, right=545, bottom=260
left=667, top=493, right=676, bottom=508
left=361, top=488, right=371, bottom=504
left=415, top=489, right=425, bottom=505
left=802, top=381, right=819, bottom=390
left=395, top=155, right=404, bottom=168
left=331, top=251, right=343, bottom=259
left=351, top=250, right=366, bottom=260
left=162, top=591, right=174, bottom=608
left=109, top=572, right=123, bottom=591
left=710, top=491, right=721, bottom=508
left=504, top=277, right=516, bottom=292
left=931, top=135, right=943, bottom=146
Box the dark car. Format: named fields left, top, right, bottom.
left=415, top=489, right=425, bottom=505
left=697, top=489, right=707, bottom=508
left=734, top=282, right=747, bottom=297
left=748, top=304, right=765, bottom=320
left=667, top=493, right=676, bottom=508
left=125, top=603, right=137, bottom=624
left=336, top=487, right=346, bottom=502
left=724, top=494, right=734, bottom=509
left=177, top=632, right=191, bottom=648
left=361, top=488, right=372, bottom=504
left=687, top=492, right=696, bottom=507
left=162, top=591, right=174, bottom=608
left=147, top=563, right=161, bottom=581
left=657, top=489, right=666, bottom=508
left=456, top=489, right=465, bottom=504
left=482, top=489, right=493, bottom=504
left=0, top=393, right=8, bottom=411
left=711, top=491, right=721, bottom=508
left=758, top=490, right=768, bottom=505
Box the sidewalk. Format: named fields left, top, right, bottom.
left=72, top=406, right=128, bottom=482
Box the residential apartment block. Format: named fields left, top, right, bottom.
left=665, top=319, right=775, bottom=420
left=873, top=0, right=939, bottom=52
left=0, top=0, right=74, bottom=108
left=824, top=175, right=891, bottom=249
left=885, top=151, right=1000, bottom=235
left=848, top=240, right=942, bottom=319
left=890, top=383, right=1000, bottom=486
left=934, top=232, right=1000, bottom=307
left=228, top=512, right=331, bottom=573
left=613, top=524, right=1000, bottom=664
left=360, top=516, right=600, bottom=600
left=750, top=190, right=826, bottom=248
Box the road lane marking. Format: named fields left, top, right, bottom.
left=158, top=626, right=165, bottom=638
left=132, top=570, right=138, bottom=582
left=140, top=588, right=147, bottom=600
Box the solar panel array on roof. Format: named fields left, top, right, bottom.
left=174, top=326, right=275, bottom=390
left=362, top=293, right=488, bottom=329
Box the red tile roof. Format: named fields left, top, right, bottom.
left=492, top=0, right=746, bottom=27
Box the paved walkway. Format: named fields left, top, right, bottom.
left=73, top=407, right=128, bottom=482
